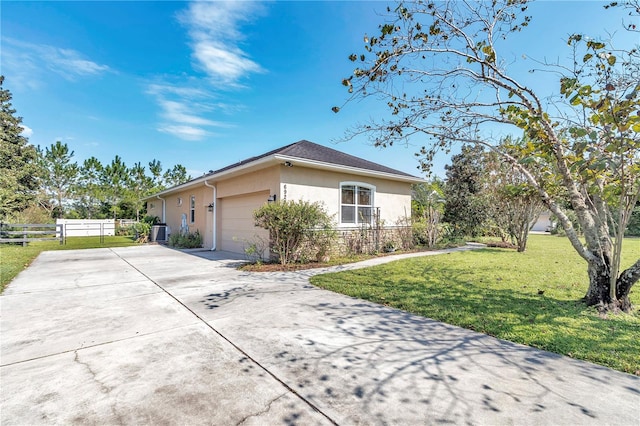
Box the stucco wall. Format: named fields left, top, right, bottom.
left=148, top=166, right=281, bottom=251
left=147, top=164, right=413, bottom=252
left=280, top=166, right=412, bottom=227
left=147, top=185, right=214, bottom=248
left=216, top=166, right=280, bottom=199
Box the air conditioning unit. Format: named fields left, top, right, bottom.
left=150, top=224, right=168, bottom=242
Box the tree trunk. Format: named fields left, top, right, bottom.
left=616, top=259, right=640, bottom=312
left=584, top=256, right=613, bottom=307
left=583, top=254, right=639, bottom=313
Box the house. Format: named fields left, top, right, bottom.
left=530, top=210, right=554, bottom=232
left=144, top=140, right=424, bottom=255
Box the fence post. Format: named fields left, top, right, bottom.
left=100, top=222, right=104, bottom=244
left=22, top=225, right=27, bottom=247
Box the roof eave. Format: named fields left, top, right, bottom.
left=143, top=153, right=425, bottom=201
left=143, top=155, right=279, bottom=200
left=274, top=154, right=426, bottom=183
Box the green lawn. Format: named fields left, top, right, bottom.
left=0, top=236, right=141, bottom=293
left=310, top=234, right=640, bottom=375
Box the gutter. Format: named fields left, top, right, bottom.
left=204, top=179, right=217, bottom=251
left=273, top=154, right=426, bottom=183
left=156, top=195, right=166, bottom=223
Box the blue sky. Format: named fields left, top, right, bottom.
left=2, top=1, right=637, bottom=179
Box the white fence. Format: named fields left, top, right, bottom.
left=56, top=219, right=115, bottom=237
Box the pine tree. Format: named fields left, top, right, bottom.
left=0, top=76, right=40, bottom=219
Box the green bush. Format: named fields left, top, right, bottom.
left=168, top=230, right=202, bottom=248
left=116, top=225, right=134, bottom=237
left=254, top=200, right=335, bottom=265
left=142, top=215, right=160, bottom=225
left=132, top=222, right=151, bottom=243
left=117, top=222, right=152, bottom=242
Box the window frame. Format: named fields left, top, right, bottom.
left=190, top=195, right=195, bottom=223
left=339, top=182, right=375, bottom=226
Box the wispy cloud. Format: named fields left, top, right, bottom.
left=147, top=81, right=237, bottom=141
left=158, top=99, right=224, bottom=127
left=158, top=124, right=210, bottom=141
left=20, top=124, right=33, bottom=138
left=148, top=2, right=265, bottom=141
left=2, top=38, right=111, bottom=86
left=179, top=1, right=264, bottom=85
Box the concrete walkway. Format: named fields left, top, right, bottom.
left=1, top=245, right=638, bottom=425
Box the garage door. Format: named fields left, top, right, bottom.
left=219, top=191, right=270, bottom=255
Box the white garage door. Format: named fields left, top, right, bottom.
left=219, top=191, right=270, bottom=255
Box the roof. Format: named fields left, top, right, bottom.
left=212, top=140, right=417, bottom=178
left=147, top=140, right=423, bottom=198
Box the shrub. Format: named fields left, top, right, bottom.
left=117, top=222, right=152, bottom=242
left=394, top=216, right=414, bottom=250
left=253, top=200, right=335, bottom=265
left=142, top=215, right=161, bottom=225
left=132, top=222, right=151, bottom=243
left=168, top=230, right=202, bottom=248
left=116, top=225, right=134, bottom=237
left=243, top=236, right=269, bottom=263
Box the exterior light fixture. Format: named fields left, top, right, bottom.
left=267, top=194, right=277, bottom=203
left=284, top=161, right=293, bottom=167
left=207, top=202, right=214, bottom=212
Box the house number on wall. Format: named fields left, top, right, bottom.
left=283, top=184, right=287, bottom=201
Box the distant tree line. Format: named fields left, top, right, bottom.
left=414, top=138, right=640, bottom=253
left=0, top=76, right=190, bottom=223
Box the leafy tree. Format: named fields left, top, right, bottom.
left=411, top=178, right=444, bottom=217
left=163, top=164, right=191, bottom=188
left=38, top=141, right=79, bottom=218
left=128, top=161, right=154, bottom=221
left=148, top=159, right=164, bottom=192
left=74, top=156, right=105, bottom=219
left=483, top=137, right=546, bottom=252
left=336, top=0, right=640, bottom=312
left=411, top=179, right=445, bottom=247
left=103, top=155, right=130, bottom=219
left=0, top=76, right=40, bottom=219
left=443, top=145, right=489, bottom=238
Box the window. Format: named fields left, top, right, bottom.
left=190, top=195, right=195, bottom=223
left=340, top=183, right=374, bottom=225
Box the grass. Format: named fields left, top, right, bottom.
left=310, top=234, right=640, bottom=375
left=0, top=236, right=141, bottom=293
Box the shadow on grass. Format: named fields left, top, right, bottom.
left=311, top=261, right=640, bottom=375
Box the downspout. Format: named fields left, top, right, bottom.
left=156, top=195, right=166, bottom=223
left=204, top=179, right=217, bottom=251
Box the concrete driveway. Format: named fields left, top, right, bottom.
left=1, top=245, right=639, bottom=425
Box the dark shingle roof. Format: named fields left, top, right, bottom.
left=148, top=140, right=421, bottom=198
left=210, top=140, right=417, bottom=178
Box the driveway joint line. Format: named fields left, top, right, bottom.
left=109, top=248, right=339, bottom=426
